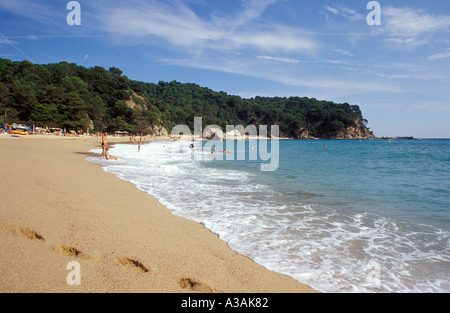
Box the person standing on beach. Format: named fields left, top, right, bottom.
left=102, top=132, right=108, bottom=159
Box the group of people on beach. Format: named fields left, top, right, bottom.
left=101, top=133, right=237, bottom=160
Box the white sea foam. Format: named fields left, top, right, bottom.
left=89, top=141, right=450, bottom=293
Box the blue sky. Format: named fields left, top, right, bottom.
left=0, top=0, right=449, bottom=138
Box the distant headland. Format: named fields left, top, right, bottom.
left=377, top=136, right=417, bottom=140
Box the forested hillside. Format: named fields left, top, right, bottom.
left=0, top=58, right=374, bottom=139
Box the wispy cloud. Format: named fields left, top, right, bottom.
left=380, top=6, right=450, bottom=47
left=258, top=55, right=342, bottom=65
left=258, top=56, right=301, bottom=64
left=159, top=54, right=402, bottom=98
left=96, top=0, right=317, bottom=54
left=0, top=37, right=18, bottom=45
left=333, top=49, right=354, bottom=57
left=212, top=0, right=278, bottom=31
left=412, top=102, right=450, bottom=113
left=325, top=6, right=339, bottom=15
left=0, top=32, right=34, bottom=62
left=367, top=70, right=445, bottom=81
left=0, top=0, right=65, bottom=25
left=428, top=48, right=450, bottom=61
left=99, top=0, right=216, bottom=47
left=99, top=1, right=415, bottom=99
left=324, top=5, right=364, bottom=22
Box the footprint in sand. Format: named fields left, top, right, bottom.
left=117, top=257, right=151, bottom=273
left=18, top=227, right=45, bottom=241
left=12, top=226, right=87, bottom=260
left=178, top=278, right=213, bottom=293
left=56, top=245, right=84, bottom=258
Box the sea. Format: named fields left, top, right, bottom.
left=89, top=138, right=450, bottom=293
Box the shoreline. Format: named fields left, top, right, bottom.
left=0, top=134, right=316, bottom=293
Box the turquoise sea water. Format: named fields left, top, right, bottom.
left=269, top=139, right=450, bottom=231
left=90, top=139, right=450, bottom=293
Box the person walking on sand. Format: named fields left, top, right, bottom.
left=102, top=132, right=108, bottom=159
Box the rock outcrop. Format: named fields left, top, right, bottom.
left=334, top=120, right=375, bottom=139
left=297, top=128, right=318, bottom=140
left=300, top=119, right=375, bottom=140
left=152, top=125, right=168, bottom=137
left=203, top=127, right=224, bottom=140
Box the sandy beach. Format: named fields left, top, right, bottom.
left=0, top=134, right=316, bottom=293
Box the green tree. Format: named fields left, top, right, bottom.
left=0, top=82, right=9, bottom=106
left=10, top=80, right=36, bottom=121
left=108, top=116, right=135, bottom=132
left=62, top=92, right=87, bottom=124
left=109, top=67, right=123, bottom=78
left=29, top=103, right=60, bottom=126
left=62, top=76, right=88, bottom=92
left=87, top=94, right=107, bottom=130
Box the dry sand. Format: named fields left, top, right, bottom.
left=0, top=134, right=316, bottom=293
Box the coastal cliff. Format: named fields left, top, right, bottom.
left=327, top=119, right=375, bottom=139
left=297, top=119, right=374, bottom=140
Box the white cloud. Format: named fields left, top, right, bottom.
left=333, top=49, right=354, bottom=57
left=258, top=56, right=300, bottom=64
left=324, top=5, right=364, bottom=21
left=0, top=0, right=63, bottom=24
left=215, top=0, right=278, bottom=30
left=340, top=7, right=364, bottom=21
left=428, top=48, right=450, bottom=61
left=325, top=6, right=338, bottom=15
left=412, top=102, right=450, bottom=112
left=100, top=1, right=216, bottom=47
left=0, top=38, right=17, bottom=45
left=382, top=6, right=450, bottom=46
left=159, top=55, right=402, bottom=98
left=97, top=0, right=317, bottom=54
left=0, top=32, right=34, bottom=62
left=259, top=55, right=343, bottom=65
left=93, top=1, right=441, bottom=102
left=367, top=70, right=445, bottom=81
left=230, top=28, right=317, bottom=53
left=386, top=37, right=424, bottom=46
